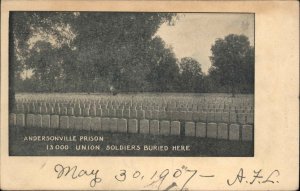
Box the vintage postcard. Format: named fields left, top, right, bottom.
left=8, top=11, right=255, bottom=157
left=0, top=0, right=299, bottom=190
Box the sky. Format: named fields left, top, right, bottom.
left=155, top=13, right=254, bottom=74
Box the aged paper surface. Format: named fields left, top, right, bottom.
left=1, top=0, right=299, bottom=190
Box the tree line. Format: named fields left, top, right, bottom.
left=10, top=12, right=254, bottom=108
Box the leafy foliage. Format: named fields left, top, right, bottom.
left=209, top=34, right=254, bottom=95
left=10, top=12, right=254, bottom=112
left=179, top=57, right=203, bottom=92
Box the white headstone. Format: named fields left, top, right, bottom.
left=116, top=109, right=123, bottom=118
left=128, top=119, right=138, bottom=133
left=207, top=123, right=217, bottom=138
left=230, top=113, right=237, bottom=123
left=185, top=122, right=195, bottom=136
left=217, top=123, right=228, bottom=139
left=16, top=114, right=25, bottom=127
left=170, top=121, right=180, bottom=135
left=160, top=120, right=170, bottom=136
left=26, top=114, right=35, bottom=128
left=9, top=113, right=16, bottom=126
left=51, top=115, right=60, bottom=129
left=74, top=117, right=83, bottom=130
left=34, top=114, right=42, bottom=128
left=60, top=116, right=69, bottom=129
left=229, top=124, right=240, bottom=141
left=123, top=109, right=130, bottom=118
left=110, top=118, right=118, bottom=132
left=117, top=118, right=127, bottom=133
left=242, top=125, right=253, bottom=141
left=82, top=117, right=91, bottom=130
left=196, top=122, right=206, bottom=138
left=69, top=116, right=76, bottom=129
left=101, top=118, right=110, bottom=132
left=137, top=110, right=145, bottom=119
left=139, top=119, right=149, bottom=134
left=150, top=120, right=159, bottom=135
left=83, top=108, right=90, bottom=117
left=90, top=117, right=101, bottom=131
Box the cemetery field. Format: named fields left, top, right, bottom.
left=10, top=92, right=254, bottom=156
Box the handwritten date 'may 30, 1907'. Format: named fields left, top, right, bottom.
left=53, top=164, right=280, bottom=190
left=53, top=163, right=214, bottom=190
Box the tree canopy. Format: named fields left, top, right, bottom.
left=9, top=12, right=254, bottom=111
left=209, top=34, right=254, bottom=96
left=11, top=12, right=181, bottom=93
left=179, top=57, right=203, bottom=92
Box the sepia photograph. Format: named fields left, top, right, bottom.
left=8, top=12, right=254, bottom=156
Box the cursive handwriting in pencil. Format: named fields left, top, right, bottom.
left=54, top=164, right=102, bottom=187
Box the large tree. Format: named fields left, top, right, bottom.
left=145, top=37, right=180, bottom=92
left=69, top=12, right=177, bottom=92
left=25, top=41, right=65, bottom=92
left=179, top=57, right=203, bottom=92
left=10, top=12, right=178, bottom=108
left=9, top=12, right=74, bottom=111
left=209, top=34, right=254, bottom=96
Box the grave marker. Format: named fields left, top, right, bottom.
left=199, top=112, right=207, bottom=122
left=110, top=118, right=118, bottom=132
left=192, top=112, right=200, bottom=122
left=9, top=113, right=16, bottom=126
left=150, top=120, right=159, bottom=135
left=217, top=123, right=228, bottom=140
left=90, top=107, right=97, bottom=116
left=170, top=121, right=180, bottom=135
left=139, top=119, right=149, bottom=134
left=41, top=115, right=51, bottom=128
left=246, top=113, right=254, bottom=124
left=26, top=114, right=34, bottom=128
left=229, top=124, right=240, bottom=141
left=185, top=122, right=195, bottom=136
left=109, top=109, right=116, bottom=118
left=160, top=120, right=170, bottom=136
left=60, top=116, right=69, bottom=129
left=137, top=110, right=145, bottom=119
left=242, top=125, right=253, bottom=141
left=83, top=108, right=90, bottom=117
left=238, top=113, right=247, bottom=124
left=102, top=108, right=110, bottom=117
left=221, top=112, right=229, bottom=123
left=206, top=112, right=215, bottom=122
left=207, top=123, right=217, bottom=138
left=151, top=110, right=159, bottom=119
left=74, top=117, right=84, bottom=130
left=128, top=119, right=138, bottom=133
left=145, top=110, right=152, bottom=119
left=130, top=109, right=137, bottom=118
left=230, top=113, right=237, bottom=123
left=51, top=115, right=59, bottom=129
left=196, top=122, right=206, bottom=138
left=101, top=118, right=110, bottom=132
left=116, top=109, right=123, bottom=118
left=74, top=107, right=82, bottom=116
left=82, top=117, right=91, bottom=130
left=123, top=109, right=130, bottom=118
left=117, top=118, right=127, bottom=133
left=90, top=117, right=101, bottom=131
